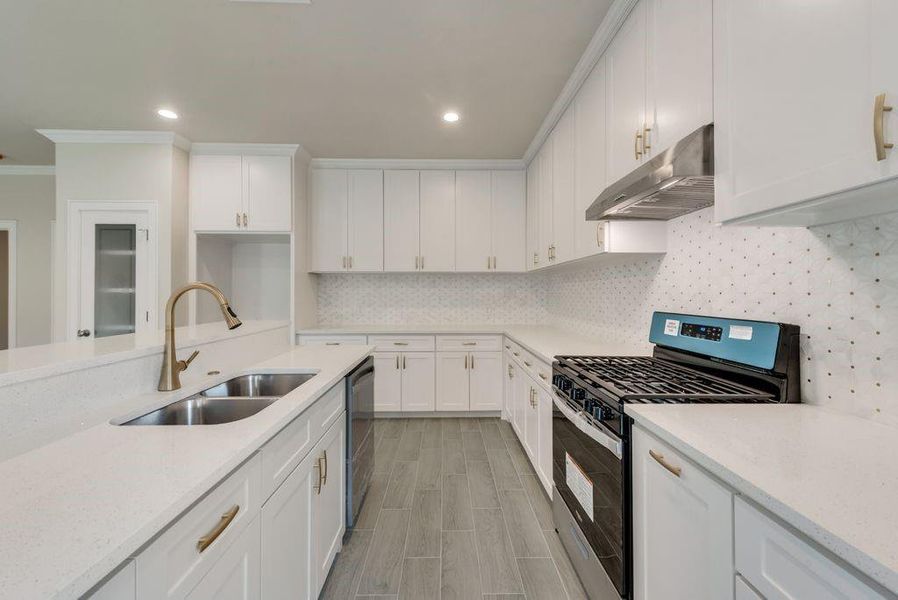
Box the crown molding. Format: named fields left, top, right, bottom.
left=190, top=142, right=301, bottom=157
left=521, top=0, right=639, bottom=165
left=310, top=158, right=525, bottom=170
left=0, top=165, right=55, bottom=176
left=36, top=129, right=192, bottom=151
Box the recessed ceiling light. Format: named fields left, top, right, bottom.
left=157, top=108, right=179, bottom=120
left=442, top=112, right=460, bottom=123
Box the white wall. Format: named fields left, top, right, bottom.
left=0, top=174, right=55, bottom=347
left=52, top=143, right=177, bottom=340
left=294, top=148, right=318, bottom=327
left=171, top=147, right=190, bottom=323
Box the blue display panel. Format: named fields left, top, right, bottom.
left=648, top=312, right=783, bottom=370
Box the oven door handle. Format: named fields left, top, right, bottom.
left=552, top=393, right=622, bottom=458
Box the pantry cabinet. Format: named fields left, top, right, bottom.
left=191, top=153, right=292, bottom=232
left=310, top=169, right=383, bottom=271
left=713, top=0, right=898, bottom=226
left=632, top=425, right=734, bottom=600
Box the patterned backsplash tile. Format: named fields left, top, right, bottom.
left=318, top=207, right=898, bottom=425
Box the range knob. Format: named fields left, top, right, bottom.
left=570, top=387, right=586, bottom=401
left=553, top=375, right=573, bottom=391
left=595, top=405, right=615, bottom=421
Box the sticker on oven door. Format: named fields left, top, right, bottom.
left=565, top=453, right=594, bottom=521
left=729, top=325, right=753, bottom=340
left=663, top=319, right=680, bottom=336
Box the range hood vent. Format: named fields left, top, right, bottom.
left=586, top=124, right=714, bottom=221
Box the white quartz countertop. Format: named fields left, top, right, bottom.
left=298, top=324, right=647, bottom=363
left=0, top=319, right=290, bottom=388
left=627, top=403, right=898, bottom=594
left=0, top=344, right=372, bottom=600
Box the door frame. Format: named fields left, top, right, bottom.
left=0, top=221, right=17, bottom=349
left=66, top=201, right=158, bottom=341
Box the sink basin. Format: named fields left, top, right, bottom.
left=121, top=372, right=314, bottom=426
left=201, top=373, right=315, bottom=398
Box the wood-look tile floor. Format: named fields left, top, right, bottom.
left=321, top=417, right=589, bottom=600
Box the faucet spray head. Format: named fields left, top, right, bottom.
left=222, top=304, right=242, bottom=330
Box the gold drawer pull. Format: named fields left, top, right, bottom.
left=462, top=342, right=477, bottom=346
left=875, top=93, right=894, bottom=161
left=197, top=505, right=239, bottom=553
left=325, top=342, right=340, bottom=346
left=539, top=373, right=548, bottom=381
left=524, top=361, right=532, bottom=367
left=393, top=342, right=409, bottom=346
left=513, top=352, right=520, bottom=357
left=649, top=449, right=681, bottom=477
left=504, top=345, right=510, bottom=350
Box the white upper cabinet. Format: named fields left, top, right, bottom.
left=645, top=0, right=713, bottom=158
left=537, top=140, right=554, bottom=264
left=347, top=170, right=384, bottom=272
left=191, top=155, right=245, bottom=232
left=605, top=0, right=648, bottom=185
left=383, top=170, right=420, bottom=272
left=243, top=155, right=293, bottom=231
left=310, top=169, right=383, bottom=271
left=551, top=106, right=576, bottom=264
left=490, top=170, right=526, bottom=272
left=419, top=170, right=456, bottom=272
left=573, top=56, right=607, bottom=259
left=714, top=0, right=898, bottom=226
left=525, top=161, right=540, bottom=270
left=455, top=170, right=493, bottom=272
left=191, top=153, right=292, bottom=233
left=310, top=169, right=349, bottom=272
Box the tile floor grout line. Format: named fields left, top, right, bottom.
left=462, top=424, right=488, bottom=599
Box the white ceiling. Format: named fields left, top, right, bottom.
left=0, top=0, right=613, bottom=165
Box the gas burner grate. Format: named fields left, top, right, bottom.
left=557, top=356, right=774, bottom=403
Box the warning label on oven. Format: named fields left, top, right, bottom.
left=565, top=453, right=594, bottom=521
left=664, top=319, right=680, bottom=336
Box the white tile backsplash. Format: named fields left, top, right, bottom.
left=318, top=207, right=898, bottom=425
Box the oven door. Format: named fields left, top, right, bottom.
left=552, top=391, right=628, bottom=599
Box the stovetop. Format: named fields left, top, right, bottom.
left=554, top=355, right=775, bottom=404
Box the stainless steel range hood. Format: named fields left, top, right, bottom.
left=586, top=123, right=714, bottom=221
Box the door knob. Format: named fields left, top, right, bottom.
left=76, top=329, right=91, bottom=338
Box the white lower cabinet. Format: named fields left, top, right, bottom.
left=187, top=515, right=261, bottom=600
left=632, top=425, right=734, bottom=600
left=522, top=379, right=539, bottom=462
left=734, top=497, right=888, bottom=600
left=86, top=560, right=136, bottom=599
left=436, top=351, right=502, bottom=411
left=469, top=352, right=502, bottom=411
left=536, top=385, right=553, bottom=491
left=313, top=414, right=347, bottom=593
left=374, top=351, right=436, bottom=412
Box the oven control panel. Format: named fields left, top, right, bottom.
left=680, top=322, right=722, bottom=341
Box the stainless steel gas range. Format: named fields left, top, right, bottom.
left=550, top=312, right=800, bottom=600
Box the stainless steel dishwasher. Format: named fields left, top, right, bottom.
left=345, top=356, right=374, bottom=530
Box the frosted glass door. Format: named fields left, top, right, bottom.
left=94, top=224, right=137, bottom=338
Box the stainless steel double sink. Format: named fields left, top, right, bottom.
left=121, top=373, right=315, bottom=426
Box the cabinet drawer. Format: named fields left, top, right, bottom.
left=311, top=381, right=346, bottom=435
left=261, top=408, right=313, bottom=500
left=436, top=335, right=502, bottom=352
left=367, top=335, right=435, bottom=352
left=735, top=497, right=887, bottom=600
left=298, top=334, right=368, bottom=346
left=137, top=454, right=263, bottom=599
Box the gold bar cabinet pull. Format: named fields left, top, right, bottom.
left=197, top=505, right=239, bottom=553
left=635, top=129, right=643, bottom=160
left=875, top=93, right=893, bottom=161
left=649, top=449, right=682, bottom=477
left=321, top=450, right=328, bottom=485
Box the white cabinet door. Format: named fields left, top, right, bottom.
left=503, top=358, right=515, bottom=422
left=574, top=57, right=608, bottom=259
left=455, top=170, right=492, bottom=272
left=469, top=352, right=502, bottom=411
left=606, top=0, right=647, bottom=185
left=551, top=106, right=575, bottom=264
left=632, top=425, right=734, bottom=600
left=537, top=141, right=554, bottom=265
left=243, top=155, right=292, bottom=232
left=374, top=352, right=402, bottom=412
left=314, top=414, right=346, bottom=596
left=310, top=169, right=348, bottom=272
left=186, top=515, right=261, bottom=600
left=713, top=0, right=892, bottom=224
left=261, top=452, right=316, bottom=600
left=490, top=170, right=526, bottom=272
left=436, top=352, right=469, bottom=411
left=191, top=155, right=244, bottom=232
left=401, top=352, right=436, bottom=411
left=645, top=0, right=712, bottom=158
left=523, top=380, right=539, bottom=461
left=419, top=170, right=455, bottom=272
left=525, top=161, right=540, bottom=270
left=735, top=497, right=889, bottom=600
left=536, top=386, right=553, bottom=493
left=383, top=170, right=420, bottom=272
left=347, top=170, right=383, bottom=272
left=512, top=362, right=527, bottom=437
